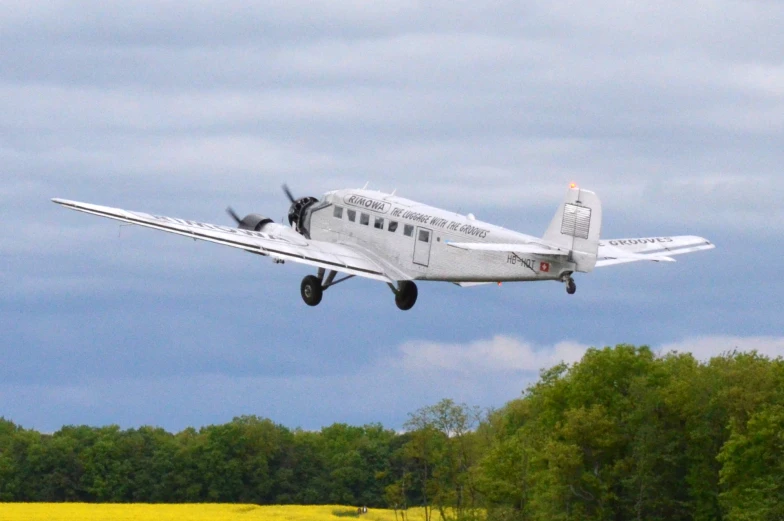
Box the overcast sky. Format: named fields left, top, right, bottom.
left=2, top=0, right=782, bottom=432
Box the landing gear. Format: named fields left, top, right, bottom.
left=393, top=281, right=418, bottom=311
left=299, top=269, right=417, bottom=310
left=300, top=269, right=355, bottom=307
left=300, top=275, right=323, bottom=306
left=565, top=277, right=576, bottom=295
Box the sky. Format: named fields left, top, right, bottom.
left=1, top=0, right=782, bottom=433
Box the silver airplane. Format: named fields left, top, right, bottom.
left=52, top=184, right=714, bottom=310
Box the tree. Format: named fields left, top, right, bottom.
left=403, top=399, right=484, bottom=521
left=0, top=418, right=21, bottom=501
left=719, top=405, right=784, bottom=520
left=1, top=344, right=782, bottom=517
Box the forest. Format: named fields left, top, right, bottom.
left=1, top=345, right=783, bottom=521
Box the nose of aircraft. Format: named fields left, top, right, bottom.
left=282, top=184, right=319, bottom=231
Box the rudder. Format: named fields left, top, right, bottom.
left=543, top=185, right=602, bottom=272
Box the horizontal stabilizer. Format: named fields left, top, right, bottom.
left=446, top=241, right=569, bottom=257
left=596, top=236, right=714, bottom=267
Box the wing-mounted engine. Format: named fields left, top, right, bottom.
left=228, top=185, right=320, bottom=242
left=226, top=208, right=306, bottom=244
left=232, top=212, right=273, bottom=231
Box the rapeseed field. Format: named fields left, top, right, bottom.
left=0, top=504, right=424, bottom=521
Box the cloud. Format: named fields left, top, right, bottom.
left=398, top=335, right=589, bottom=374
left=7, top=334, right=784, bottom=432
left=395, top=334, right=784, bottom=381
left=658, top=336, right=784, bottom=361
left=2, top=0, right=782, bottom=433
left=0, top=335, right=594, bottom=431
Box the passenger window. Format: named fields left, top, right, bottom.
left=347, top=209, right=356, bottom=222
left=333, top=206, right=343, bottom=218
left=388, top=221, right=398, bottom=233
left=360, top=213, right=370, bottom=226
left=404, top=224, right=414, bottom=237
left=374, top=217, right=384, bottom=229
left=418, top=230, right=430, bottom=243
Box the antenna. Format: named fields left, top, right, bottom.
left=391, top=188, right=397, bottom=196
left=362, top=181, right=369, bottom=189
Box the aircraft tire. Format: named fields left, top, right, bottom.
left=395, top=281, right=418, bottom=311
left=566, top=279, right=576, bottom=295
left=301, top=275, right=323, bottom=306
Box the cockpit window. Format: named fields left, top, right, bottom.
left=333, top=206, right=343, bottom=218
left=360, top=213, right=370, bottom=226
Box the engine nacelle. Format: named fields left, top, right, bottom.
left=236, top=213, right=273, bottom=231
left=232, top=212, right=307, bottom=244
left=258, top=222, right=310, bottom=245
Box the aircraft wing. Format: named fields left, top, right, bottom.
left=596, top=235, right=715, bottom=267
left=445, top=241, right=570, bottom=257
left=52, top=198, right=395, bottom=282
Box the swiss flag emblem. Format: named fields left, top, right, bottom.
left=540, top=262, right=550, bottom=273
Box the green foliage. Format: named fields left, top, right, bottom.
left=331, top=507, right=361, bottom=517
left=478, top=345, right=784, bottom=521
left=1, top=345, right=782, bottom=518
left=718, top=405, right=784, bottom=520
left=398, top=399, right=486, bottom=521
left=0, top=415, right=397, bottom=506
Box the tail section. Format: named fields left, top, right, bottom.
left=543, top=185, right=602, bottom=272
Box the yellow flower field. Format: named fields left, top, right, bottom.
left=0, top=504, right=425, bottom=521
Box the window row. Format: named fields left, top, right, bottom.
left=333, top=205, right=422, bottom=239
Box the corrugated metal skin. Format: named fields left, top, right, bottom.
left=561, top=204, right=592, bottom=240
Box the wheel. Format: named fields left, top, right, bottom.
left=566, top=279, right=576, bottom=295
left=300, top=275, right=323, bottom=306
left=395, top=281, right=418, bottom=310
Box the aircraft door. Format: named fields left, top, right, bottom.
left=413, top=227, right=432, bottom=266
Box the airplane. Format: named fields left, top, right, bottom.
left=52, top=184, right=714, bottom=311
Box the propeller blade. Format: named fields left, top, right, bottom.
left=282, top=184, right=296, bottom=203
left=226, top=206, right=242, bottom=224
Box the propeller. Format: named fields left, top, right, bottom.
left=229, top=183, right=295, bottom=226
left=226, top=185, right=300, bottom=230
left=226, top=206, right=242, bottom=225
left=282, top=184, right=296, bottom=204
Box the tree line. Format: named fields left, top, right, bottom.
left=1, top=345, right=783, bottom=520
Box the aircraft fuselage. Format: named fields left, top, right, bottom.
left=306, top=189, right=574, bottom=283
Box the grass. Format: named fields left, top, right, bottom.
left=0, top=504, right=424, bottom=521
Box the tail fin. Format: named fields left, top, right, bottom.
left=543, top=185, right=602, bottom=272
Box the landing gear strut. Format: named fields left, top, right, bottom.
left=299, top=270, right=418, bottom=310
left=299, top=268, right=354, bottom=307
left=391, top=280, right=418, bottom=311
